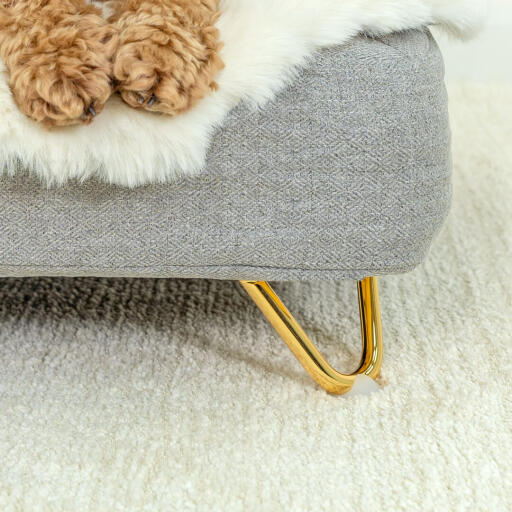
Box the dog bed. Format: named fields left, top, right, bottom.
left=0, top=2, right=486, bottom=393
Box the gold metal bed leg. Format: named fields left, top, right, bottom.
left=239, top=277, right=383, bottom=394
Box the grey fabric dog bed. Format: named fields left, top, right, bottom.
left=0, top=29, right=450, bottom=281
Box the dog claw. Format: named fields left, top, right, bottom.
left=138, top=95, right=145, bottom=104
left=80, top=105, right=97, bottom=123
left=148, top=95, right=157, bottom=107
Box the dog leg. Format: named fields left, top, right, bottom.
left=0, top=0, right=118, bottom=127
left=110, top=0, right=223, bottom=116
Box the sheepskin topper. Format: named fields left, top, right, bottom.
left=0, top=0, right=487, bottom=187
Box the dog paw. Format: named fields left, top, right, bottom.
left=113, top=4, right=223, bottom=115
left=8, top=16, right=118, bottom=127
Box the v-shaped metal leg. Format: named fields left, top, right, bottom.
left=240, top=277, right=383, bottom=394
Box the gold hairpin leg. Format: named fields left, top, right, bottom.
left=239, top=277, right=383, bottom=394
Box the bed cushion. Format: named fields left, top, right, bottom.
left=0, top=29, right=451, bottom=281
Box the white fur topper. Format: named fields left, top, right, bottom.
left=0, top=0, right=487, bottom=187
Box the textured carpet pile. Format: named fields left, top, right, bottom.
left=0, top=83, right=511, bottom=510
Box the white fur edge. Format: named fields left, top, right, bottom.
left=0, top=0, right=487, bottom=187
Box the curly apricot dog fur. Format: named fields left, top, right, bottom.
left=0, top=0, right=118, bottom=127
left=109, top=0, right=224, bottom=116
left=0, top=0, right=223, bottom=127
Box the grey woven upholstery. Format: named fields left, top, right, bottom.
left=0, top=29, right=450, bottom=281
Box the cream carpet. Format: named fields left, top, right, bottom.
left=0, top=83, right=511, bottom=511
